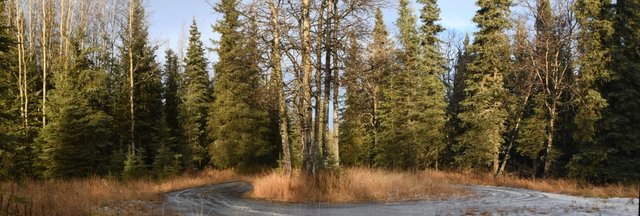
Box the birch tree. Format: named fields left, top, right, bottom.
left=268, top=0, right=292, bottom=173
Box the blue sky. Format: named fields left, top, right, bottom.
left=148, top=0, right=478, bottom=62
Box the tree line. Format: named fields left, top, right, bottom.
left=0, top=0, right=637, bottom=183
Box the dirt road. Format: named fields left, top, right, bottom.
left=164, top=181, right=639, bottom=215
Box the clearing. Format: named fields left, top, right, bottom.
left=164, top=181, right=639, bottom=216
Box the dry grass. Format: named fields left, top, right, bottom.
left=248, top=168, right=638, bottom=203
left=423, top=170, right=638, bottom=198
left=248, top=167, right=466, bottom=203
left=1, top=168, right=637, bottom=215
left=0, top=169, right=243, bottom=216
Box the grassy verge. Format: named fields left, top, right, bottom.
left=427, top=170, right=637, bottom=198
left=248, top=167, right=638, bottom=203
left=248, top=167, right=466, bottom=203
left=0, top=170, right=242, bottom=215
left=1, top=168, right=637, bottom=215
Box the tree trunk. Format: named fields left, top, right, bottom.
left=269, top=0, right=291, bottom=174
left=322, top=0, right=332, bottom=167
left=543, top=103, right=556, bottom=178
left=315, top=0, right=326, bottom=168
left=59, top=0, right=65, bottom=59
left=25, top=0, right=32, bottom=129
left=497, top=125, right=516, bottom=176
left=301, top=0, right=315, bottom=174
left=497, top=89, right=532, bottom=176
left=13, top=1, right=27, bottom=129
left=41, top=0, right=47, bottom=128
left=370, top=94, right=378, bottom=166
left=27, top=0, right=33, bottom=52
left=128, top=0, right=136, bottom=155
left=331, top=0, right=340, bottom=167
left=492, top=153, right=500, bottom=174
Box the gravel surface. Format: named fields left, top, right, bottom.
left=164, top=181, right=639, bottom=216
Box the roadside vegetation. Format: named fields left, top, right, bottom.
left=249, top=167, right=638, bottom=203
left=1, top=0, right=639, bottom=215
left=249, top=168, right=466, bottom=203
left=0, top=170, right=241, bottom=215
left=1, top=168, right=637, bottom=215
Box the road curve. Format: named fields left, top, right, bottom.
left=164, top=181, right=639, bottom=216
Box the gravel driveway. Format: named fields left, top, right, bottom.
left=164, top=181, right=639, bottom=216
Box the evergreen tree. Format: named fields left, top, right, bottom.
left=163, top=49, right=182, bottom=146
left=151, top=49, right=183, bottom=179
left=0, top=0, right=9, bottom=52
left=500, top=20, right=537, bottom=176
left=0, top=0, right=19, bottom=179
left=120, top=0, right=163, bottom=177
left=528, top=0, right=576, bottom=177
left=377, top=0, right=420, bottom=169
left=567, top=0, right=613, bottom=180
left=38, top=37, right=113, bottom=178
left=376, top=1, right=444, bottom=169
left=208, top=0, right=273, bottom=170
left=152, top=115, right=181, bottom=179
left=572, top=0, right=640, bottom=182
left=183, top=20, right=211, bottom=169
left=106, top=57, right=129, bottom=176
left=246, top=10, right=280, bottom=167
left=340, top=33, right=368, bottom=166
left=455, top=0, right=511, bottom=172
left=445, top=35, right=471, bottom=167
left=342, top=8, right=393, bottom=167
left=122, top=150, right=145, bottom=179
left=516, top=94, right=547, bottom=173
left=416, top=0, right=447, bottom=169
left=106, top=41, right=129, bottom=176
left=0, top=0, right=38, bottom=179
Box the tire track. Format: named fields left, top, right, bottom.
left=165, top=182, right=639, bottom=216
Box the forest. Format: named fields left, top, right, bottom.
left=0, top=0, right=638, bottom=186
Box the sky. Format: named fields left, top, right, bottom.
left=147, top=0, right=479, bottom=63
left=147, top=0, right=479, bottom=127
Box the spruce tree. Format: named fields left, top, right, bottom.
left=340, top=33, right=368, bottom=166
left=455, top=0, right=511, bottom=172
left=341, top=8, right=392, bottom=167
left=152, top=49, right=183, bottom=178
left=567, top=0, right=613, bottom=180
left=572, top=0, right=640, bottom=182
left=152, top=115, right=181, bottom=179
left=416, top=0, right=447, bottom=169
left=183, top=19, right=211, bottom=169
left=496, top=20, right=546, bottom=175
left=1, top=0, right=38, bottom=179
left=445, top=35, right=471, bottom=166
left=247, top=11, right=280, bottom=167
left=376, top=0, right=448, bottom=169
left=377, top=0, right=420, bottom=169
left=0, top=0, right=19, bottom=179
left=0, top=0, right=10, bottom=146
left=163, top=49, right=182, bottom=146
left=106, top=61, right=129, bottom=177
left=38, top=37, right=113, bottom=178
left=528, top=0, right=576, bottom=177
left=208, top=0, right=272, bottom=170
left=120, top=0, right=163, bottom=177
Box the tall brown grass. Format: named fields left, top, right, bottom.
left=249, top=168, right=638, bottom=203
left=248, top=167, right=466, bottom=203
left=1, top=168, right=637, bottom=215
left=0, top=170, right=242, bottom=216
left=424, top=170, right=638, bottom=198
